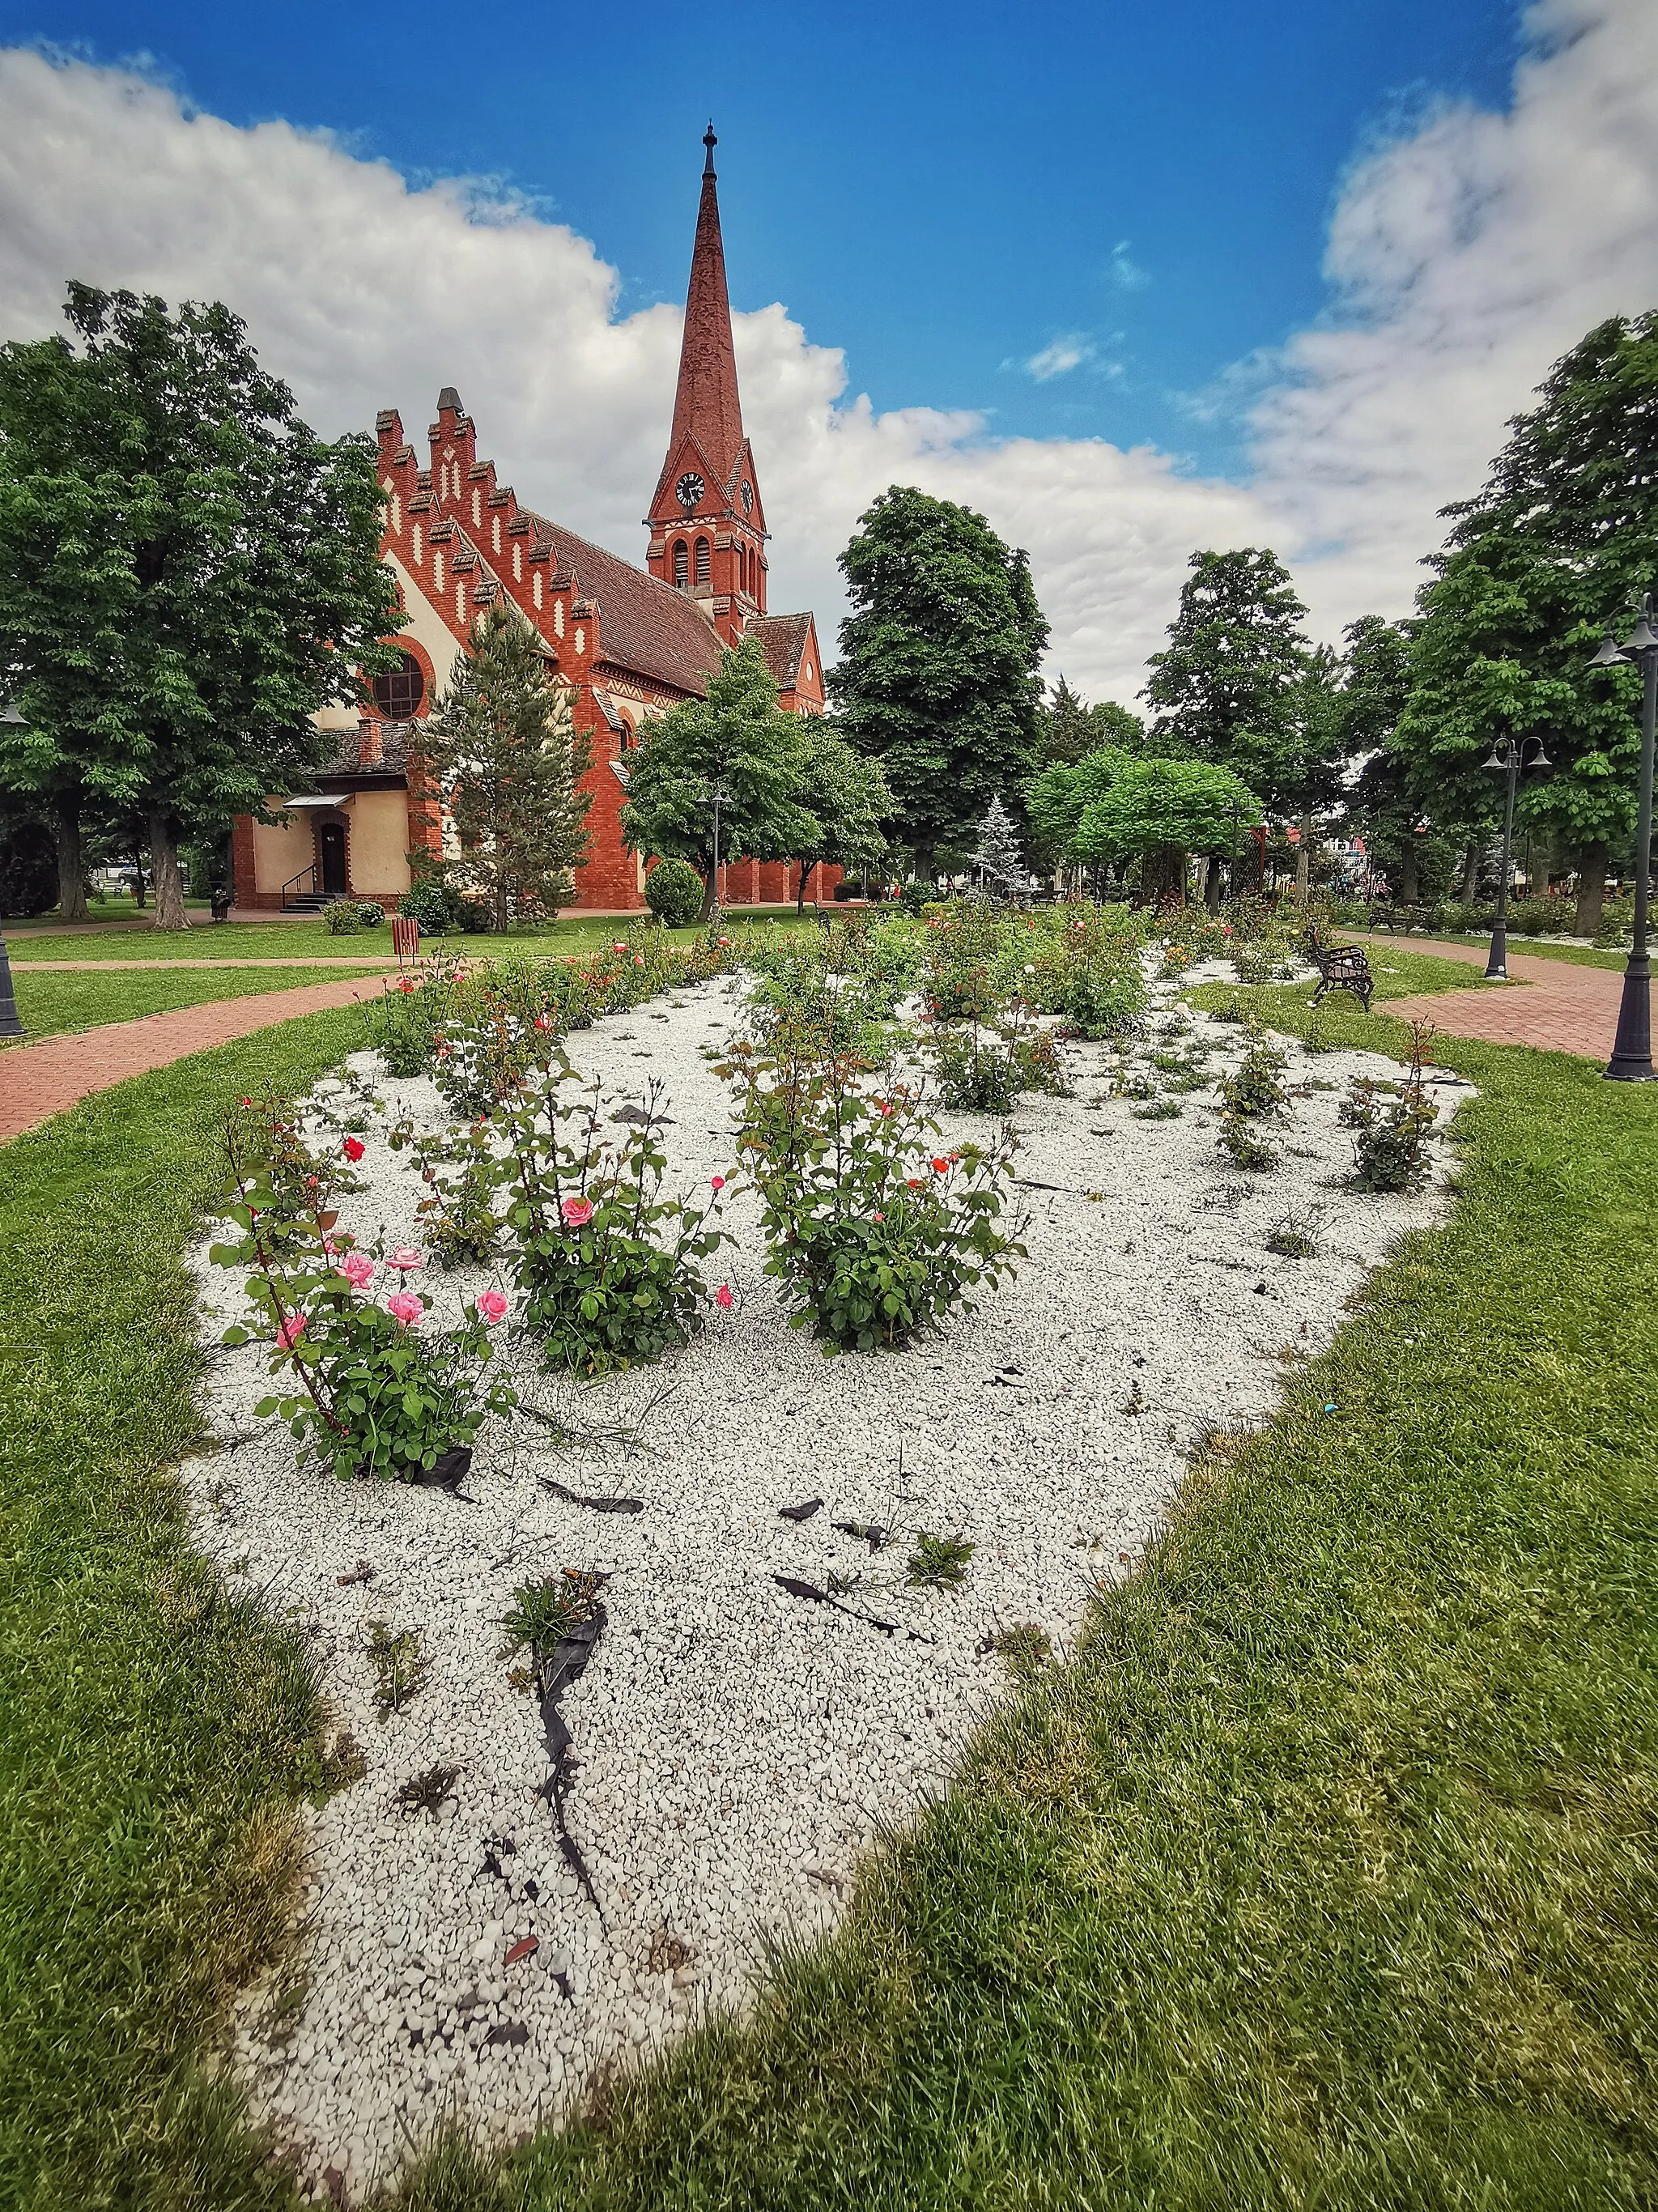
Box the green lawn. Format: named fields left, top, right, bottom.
left=1354, top=928, right=1630, bottom=974
left=4, top=964, right=386, bottom=1041
left=5, top=910, right=809, bottom=963
left=4, top=975, right=1655, bottom=2212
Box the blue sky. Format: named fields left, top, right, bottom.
left=2, top=0, right=1520, bottom=480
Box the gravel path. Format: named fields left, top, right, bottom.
left=180, top=964, right=1468, bottom=2201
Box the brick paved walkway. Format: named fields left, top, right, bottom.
left=1358, top=934, right=1625, bottom=1058
left=0, top=975, right=376, bottom=1143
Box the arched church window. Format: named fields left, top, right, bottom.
left=695, top=537, right=711, bottom=588
left=372, top=650, right=425, bottom=720
left=673, top=539, right=688, bottom=589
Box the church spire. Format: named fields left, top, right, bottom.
left=667, top=122, right=746, bottom=487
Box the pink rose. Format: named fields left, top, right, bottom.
left=873, top=1210, right=885, bottom=1223
left=274, top=1315, right=306, bottom=1351
left=341, top=1253, right=376, bottom=1290
left=715, top=1284, right=733, bottom=1310
left=385, top=1247, right=423, bottom=1271
left=342, top=1137, right=365, bottom=1162
left=386, top=1291, right=423, bottom=1326
left=634, top=955, right=645, bottom=968
left=611, top=941, right=627, bottom=953
left=710, top=1175, right=725, bottom=1191
left=561, top=1196, right=595, bottom=1227
left=477, top=1290, right=508, bottom=1324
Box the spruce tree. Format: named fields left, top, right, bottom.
left=419, top=605, right=593, bottom=929
left=971, top=793, right=1027, bottom=895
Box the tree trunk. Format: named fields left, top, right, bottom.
left=1397, top=840, right=1419, bottom=907
left=131, top=849, right=146, bottom=908
left=1454, top=843, right=1477, bottom=905
left=699, top=852, right=719, bottom=923
left=1295, top=816, right=1312, bottom=902
left=796, top=859, right=811, bottom=917
left=146, top=810, right=189, bottom=929
left=1203, top=856, right=1222, bottom=914
left=1574, top=841, right=1608, bottom=938
left=55, top=793, right=88, bottom=923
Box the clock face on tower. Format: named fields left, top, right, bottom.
left=675, top=472, right=705, bottom=511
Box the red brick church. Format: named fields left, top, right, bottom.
left=233, top=128, right=833, bottom=916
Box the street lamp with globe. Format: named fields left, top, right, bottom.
left=1588, top=595, right=1658, bottom=1082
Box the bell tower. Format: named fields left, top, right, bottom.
left=646, top=125, right=767, bottom=645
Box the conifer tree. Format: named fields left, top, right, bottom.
left=971, top=792, right=1027, bottom=895
left=419, top=605, right=593, bottom=929
left=1142, top=548, right=1311, bottom=803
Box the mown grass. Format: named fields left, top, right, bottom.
left=6, top=910, right=809, bottom=963
left=3, top=964, right=385, bottom=1041
left=0, top=1006, right=370, bottom=2212
left=374, top=988, right=1658, bottom=2211
left=5, top=965, right=1655, bottom=2212
left=1352, top=929, right=1630, bottom=974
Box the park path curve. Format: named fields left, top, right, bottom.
left=0, top=974, right=377, bottom=1143
left=1355, top=932, right=1624, bottom=1057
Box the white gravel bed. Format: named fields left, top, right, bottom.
left=179, top=961, right=1469, bottom=2201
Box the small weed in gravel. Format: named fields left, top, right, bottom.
left=366, top=1622, right=430, bottom=1719
left=396, top=1763, right=460, bottom=1814
left=501, top=1568, right=605, bottom=1655
left=1266, top=1206, right=1323, bottom=1259
left=985, top=1621, right=1052, bottom=1680
left=907, top=1533, right=976, bottom=1589
left=1132, top=1100, right=1183, bottom=1121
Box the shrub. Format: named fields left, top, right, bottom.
left=1342, top=1019, right=1440, bottom=1191
left=898, top=878, right=935, bottom=915
left=721, top=1036, right=1022, bottom=1353
left=398, top=878, right=458, bottom=934
left=490, top=1061, right=731, bottom=1373
left=356, top=900, right=386, bottom=927
left=1218, top=1024, right=1289, bottom=1118
left=1218, top=1109, right=1278, bottom=1172
left=325, top=901, right=364, bottom=935
left=645, top=856, right=705, bottom=929
left=210, top=1101, right=514, bottom=1480
left=927, top=1002, right=1070, bottom=1113
left=0, top=818, right=57, bottom=917
left=389, top=1117, right=500, bottom=1270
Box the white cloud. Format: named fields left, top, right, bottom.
left=0, top=3, right=1655, bottom=708
left=1022, top=333, right=1097, bottom=381
left=1108, top=240, right=1149, bottom=291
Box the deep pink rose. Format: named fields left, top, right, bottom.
left=710, top=1175, right=725, bottom=1191
left=477, top=1290, right=508, bottom=1324
left=341, top=1253, right=376, bottom=1290
left=274, top=1315, right=306, bottom=1350
left=385, top=1247, right=423, bottom=1271
left=561, top=1196, right=595, bottom=1227
left=715, top=1284, right=733, bottom=1310
left=386, top=1291, right=423, bottom=1326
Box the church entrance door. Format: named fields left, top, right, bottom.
left=317, top=822, right=348, bottom=896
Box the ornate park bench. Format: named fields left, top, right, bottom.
left=1367, top=903, right=1429, bottom=934
left=1305, top=929, right=1375, bottom=1015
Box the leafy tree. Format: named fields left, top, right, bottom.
left=785, top=719, right=892, bottom=912
left=622, top=636, right=814, bottom=920
left=1398, top=313, right=1658, bottom=934
left=832, top=487, right=1048, bottom=874
left=1038, top=677, right=1145, bottom=767
left=1075, top=755, right=1259, bottom=905
left=1338, top=615, right=1437, bottom=905
left=1278, top=643, right=1350, bottom=898
left=0, top=284, right=398, bottom=927
left=418, top=606, right=593, bottom=930
left=1142, top=548, right=1310, bottom=798
left=1023, top=745, right=1134, bottom=870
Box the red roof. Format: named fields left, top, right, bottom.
left=747, top=612, right=813, bottom=690
left=525, top=513, right=725, bottom=696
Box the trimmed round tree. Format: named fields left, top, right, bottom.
left=1075, top=756, right=1259, bottom=905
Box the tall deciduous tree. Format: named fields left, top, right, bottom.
left=1142, top=548, right=1311, bottom=798
left=785, top=720, right=891, bottom=912
left=1338, top=615, right=1437, bottom=904
left=622, top=636, right=814, bottom=920
left=1023, top=745, right=1134, bottom=871
left=419, top=606, right=592, bottom=930
left=0, top=284, right=399, bottom=927
left=1397, top=313, right=1658, bottom=934
left=831, top=487, right=1048, bottom=875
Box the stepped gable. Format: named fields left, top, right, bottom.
left=746, top=612, right=813, bottom=690
left=522, top=510, right=725, bottom=696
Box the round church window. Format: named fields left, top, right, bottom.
left=372, top=652, right=425, bottom=720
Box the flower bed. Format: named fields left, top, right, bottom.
left=180, top=937, right=1469, bottom=2201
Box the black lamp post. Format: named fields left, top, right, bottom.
left=706, top=776, right=733, bottom=921
left=1589, top=595, right=1657, bottom=1082
left=0, top=704, right=25, bottom=1039
left=1479, top=733, right=1550, bottom=981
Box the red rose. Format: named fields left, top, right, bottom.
left=342, top=1137, right=366, bottom=1162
